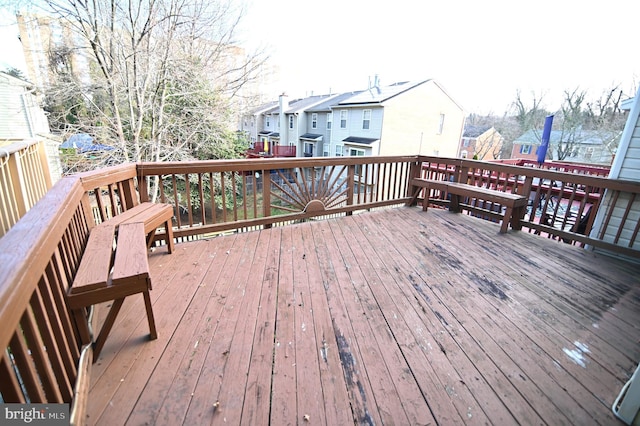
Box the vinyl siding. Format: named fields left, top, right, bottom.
left=597, top=192, right=640, bottom=250
left=0, top=77, right=49, bottom=139
left=592, top=90, right=640, bottom=254
left=618, top=121, right=640, bottom=180
left=378, top=81, right=463, bottom=157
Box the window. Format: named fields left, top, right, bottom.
left=362, top=109, right=371, bottom=130
left=289, top=115, right=294, bottom=129
left=335, top=144, right=343, bottom=156
left=311, top=113, right=318, bottom=129
left=461, top=150, right=468, bottom=159
left=462, top=138, right=470, bottom=147
left=520, top=144, right=532, bottom=154
left=350, top=148, right=365, bottom=175
left=326, top=113, right=332, bottom=129
left=266, top=116, right=270, bottom=127
left=323, top=146, right=330, bottom=157
left=437, top=113, right=445, bottom=134
left=304, top=142, right=314, bottom=157
left=340, top=110, right=347, bottom=129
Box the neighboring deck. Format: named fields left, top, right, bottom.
left=86, top=207, right=640, bottom=425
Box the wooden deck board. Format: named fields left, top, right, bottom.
left=86, top=206, right=640, bottom=425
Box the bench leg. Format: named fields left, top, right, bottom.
left=511, top=206, right=525, bottom=231
left=165, top=219, right=175, bottom=254
left=143, top=290, right=158, bottom=340
left=500, top=207, right=513, bottom=234
left=406, top=187, right=421, bottom=207
left=72, top=309, right=92, bottom=346
left=93, top=298, right=125, bottom=362
left=449, top=194, right=461, bottom=213
left=146, top=229, right=158, bottom=251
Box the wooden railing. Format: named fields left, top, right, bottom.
left=246, top=143, right=297, bottom=158
left=1, top=155, right=638, bottom=419
left=492, top=158, right=611, bottom=176
left=414, top=157, right=640, bottom=258
left=0, top=139, right=53, bottom=237
left=136, top=156, right=416, bottom=239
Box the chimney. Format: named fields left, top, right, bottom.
left=279, top=93, right=288, bottom=145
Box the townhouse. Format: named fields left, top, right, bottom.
left=241, top=78, right=464, bottom=159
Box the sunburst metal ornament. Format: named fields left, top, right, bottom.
left=270, top=165, right=349, bottom=213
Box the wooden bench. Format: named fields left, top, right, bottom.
left=67, top=222, right=157, bottom=362
left=67, top=202, right=174, bottom=362
left=102, top=202, right=175, bottom=253
left=408, top=178, right=528, bottom=234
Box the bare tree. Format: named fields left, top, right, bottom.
left=507, top=87, right=627, bottom=163
left=474, top=128, right=504, bottom=160
left=554, top=88, right=587, bottom=161
left=29, top=0, right=266, bottom=172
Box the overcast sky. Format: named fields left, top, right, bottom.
left=239, top=0, right=640, bottom=115
left=1, top=1, right=638, bottom=116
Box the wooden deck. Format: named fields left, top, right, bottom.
left=85, top=206, right=640, bottom=425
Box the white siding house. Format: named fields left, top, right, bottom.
left=0, top=72, right=50, bottom=140
left=591, top=88, right=640, bottom=252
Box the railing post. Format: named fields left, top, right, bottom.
left=263, top=170, right=272, bottom=228
left=406, top=159, right=422, bottom=207
left=137, top=166, right=150, bottom=203
left=457, top=160, right=470, bottom=184
left=6, top=149, right=29, bottom=218
left=121, top=178, right=138, bottom=209
left=346, top=164, right=355, bottom=216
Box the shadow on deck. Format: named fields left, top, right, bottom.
left=86, top=206, right=640, bottom=425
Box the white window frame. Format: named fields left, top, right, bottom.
left=266, top=116, right=270, bottom=127
left=340, top=110, right=347, bottom=129
left=350, top=148, right=365, bottom=176
left=335, top=144, right=343, bottom=156
left=326, top=113, right=332, bottom=129
left=289, top=115, right=294, bottom=129
left=520, top=144, right=532, bottom=155
left=304, top=142, right=314, bottom=156
left=311, top=113, right=318, bottom=129
left=362, top=109, right=371, bottom=130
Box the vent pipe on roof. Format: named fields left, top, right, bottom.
left=369, top=74, right=381, bottom=94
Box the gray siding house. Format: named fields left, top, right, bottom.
left=304, top=92, right=362, bottom=157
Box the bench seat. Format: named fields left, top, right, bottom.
left=68, top=222, right=157, bottom=362
left=101, top=202, right=175, bottom=253
left=409, top=178, right=528, bottom=234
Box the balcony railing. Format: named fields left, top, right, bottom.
left=1, top=155, right=639, bottom=421
left=246, top=143, right=297, bottom=158
left=0, top=139, right=53, bottom=237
